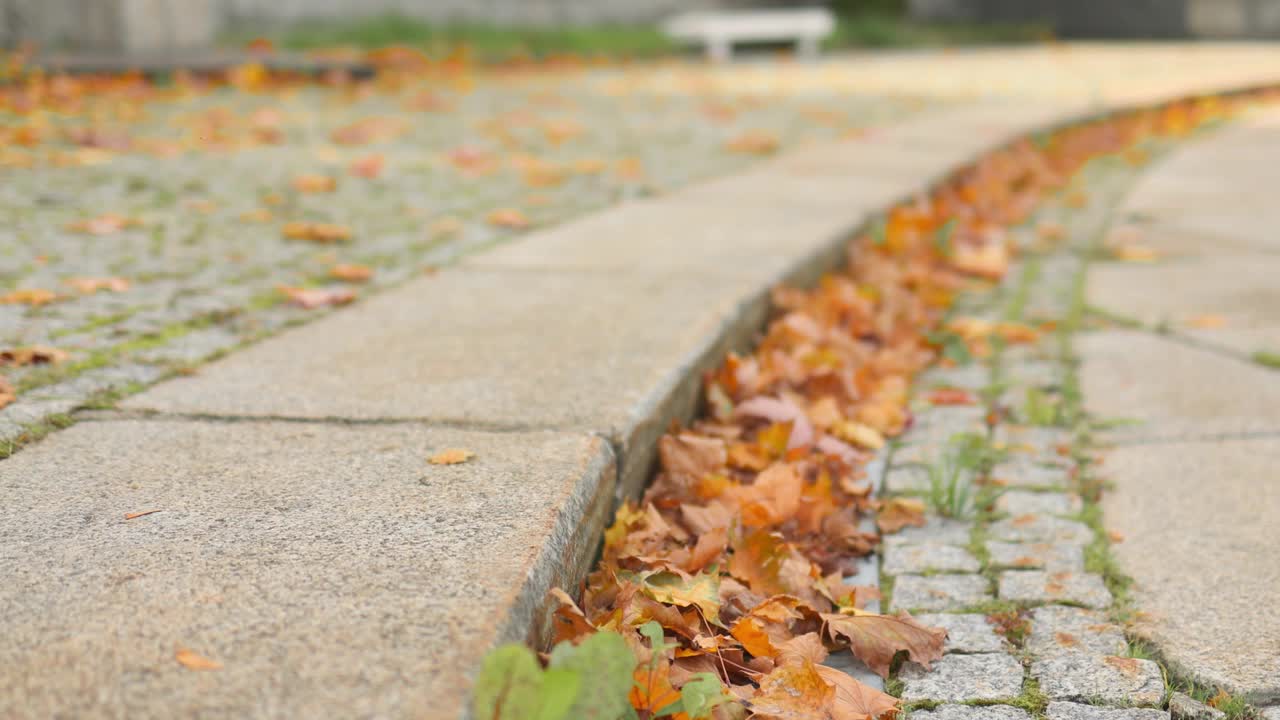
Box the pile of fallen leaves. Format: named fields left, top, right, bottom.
left=471, top=91, right=1272, bottom=720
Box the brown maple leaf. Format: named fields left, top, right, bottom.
left=175, top=647, right=221, bottom=671
left=329, top=264, right=373, bottom=283
left=815, top=664, right=899, bottom=720
left=822, top=610, right=947, bottom=678
left=0, top=346, right=68, bottom=367
left=875, top=497, right=927, bottom=535
left=751, top=660, right=835, bottom=719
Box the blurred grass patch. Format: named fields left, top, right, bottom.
left=226, top=11, right=1048, bottom=62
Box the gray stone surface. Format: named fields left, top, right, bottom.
left=1080, top=330, right=1280, bottom=439
left=914, top=614, right=1008, bottom=654
left=1260, top=707, right=1280, bottom=720
left=988, top=515, right=1093, bottom=545
left=1046, top=701, right=1170, bottom=720
left=899, top=653, right=1024, bottom=702
left=1032, top=654, right=1165, bottom=706
left=998, top=571, right=1112, bottom=609
left=986, top=541, right=1085, bottom=572
left=989, top=458, right=1072, bottom=489
left=125, top=267, right=768, bottom=498
left=892, top=574, right=991, bottom=612
left=1169, top=692, right=1226, bottom=720
left=884, top=543, right=982, bottom=575
left=885, top=464, right=933, bottom=493
left=910, top=705, right=1032, bottom=720
left=882, top=518, right=974, bottom=547
left=1099, top=437, right=1280, bottom=703
left=996, top=490, right=1083, bottom=517
left=0, top=419, right=614, bottom=718
left=1026, top=606, right=1128, bottom=657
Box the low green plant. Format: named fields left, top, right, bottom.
left=1023, top=387, right=1061, bottom=427
left=1251, top=349, right=1280, bottom=370
left=926, top=433, right=1002, bottom=519
left=472, top=622, right=731, bottom=720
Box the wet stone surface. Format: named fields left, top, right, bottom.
left=999, top=571, right=1113, bottom=609
left=1032, top=654, right=1165, bottom=706
left=900, top=653, right=1025, bottom=702
left=892, top=574, right=991, bottom=612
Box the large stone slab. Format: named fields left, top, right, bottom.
left=899, top=653, right=1024, bottom=702
left=0, top=419, right=614, bottom=718
left=1079, top=330, right=1280, bottom=439
left=123, top=268, right=763, bottom=498
left=1100, top=437, right=1280, bottom=703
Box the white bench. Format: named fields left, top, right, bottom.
left=662, top=8, right=836, bottom=63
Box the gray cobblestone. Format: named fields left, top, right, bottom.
left=996, top=490, right=1083, bottom=517
left=986, top=541, right=1085, bottom=572
left=900, top=653, right=1024, bottom=702
left=910, top=707, right=1032, bottom=720
left=1026, top=606, right=1127, bottom=657
left=1046, top=701, right=1169, bottom=720
left=990, top=459, right=1072, bottom=489
left=892, top=574, right=991, bottom=612
left=989, top=514, right=1094, bottom=545
left=884, top=543, right=982, bottom=575
left=1032, top=654, right=1165, bottom=706
left=914, top=613, right=1008, bottom=654
left=998, top=571, right=1113, bottom=609
left=883, top=518, right=974, bottom=547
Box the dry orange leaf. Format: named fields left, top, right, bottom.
left=752, top=660, right=836, bottom=718
left=0, top=289, right=59, bottom=306
left=1185, top=314, right=1226, bottom=329
left=292, top=174, right=337, bottom=193
left=175, top=648, right=221, bottom=671
left=815, top=663, right=900, bottom=720
left=486, top=208, right=530, bottom=229
left=0, top=345, right=68, bottom=367
left=725, top=130, right=780, bottom=155
left=0, top=375, right=14, bottom=410
left=1112, top=245, right=1159, bottom=262
left=330, top=117, right=406, bottom=145
left=329, top=264, right=373, bottom=283
left=429, top=448, right=475, bottom=465
left=927, top=388, right=976, bottom=406
left=66, top=213, right=139, bottom=235
left=64, top=276, right=129, bottom=294
left=282, top=222, right=352, bottom=243
left=349, top=154, right=384, bottom=179
left=277, top=286, right=356, bottom=310
left=124, top=510, right=162, bottom=520
left=876, top=497, right=927, bottom=534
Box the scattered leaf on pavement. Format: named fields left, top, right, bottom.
left=429, top=448, right=475, bottom=465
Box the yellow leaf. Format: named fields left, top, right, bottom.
left=429, top=448, right=475, bottom=465
left=175, top=648, right=222, bottom=671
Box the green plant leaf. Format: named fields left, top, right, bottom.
left=472, top=644, right=544, bottom=720
left=549, top=631, right=636, bottom=720
left=679, top=672, right=733, bottom=719
left=537, top=669, right=582, bottom=720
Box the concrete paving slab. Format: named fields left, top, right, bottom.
left=1079, top=330, right=1280, bottom=439
left=1101, top=436, right=1280, bottom=704
left=1089, top=255, right=1280, bottom=356
left=0, top=419, right=614, bottom=719
left=123, top=268, right=762, bottom=498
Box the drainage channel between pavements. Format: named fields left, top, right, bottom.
left=471, top=90, right=1280, bottom=720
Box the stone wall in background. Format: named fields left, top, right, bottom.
left=908, top=0, right=1280, bottom=38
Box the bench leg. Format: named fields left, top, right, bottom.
left=707, top=37, right=731, bottom=63
left=796, top=35, right=821, bottom=61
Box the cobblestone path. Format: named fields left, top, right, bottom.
left=879, top=131, right=1234, bottom=720
left=0, top=64, right=928, bottom=449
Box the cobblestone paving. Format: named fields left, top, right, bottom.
left=0, top=64, right=931, bottom=450
left=890, top=141, right=1190, bottom=720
